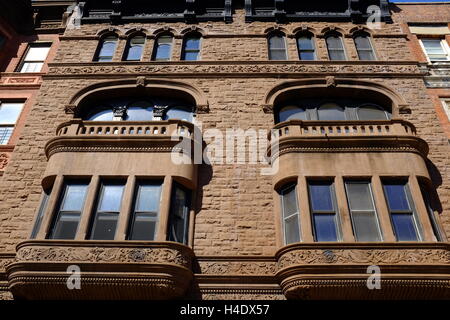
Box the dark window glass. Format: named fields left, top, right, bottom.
left=308, top=181, right=340, bottom=242
left=345, top=181, right=382, bottom=242
left=354, top=34, right=376, bottom=60
left=153, top=35, right=173, bottom=61
left=128, top=182, right=162, bottom=240
left=383, top=181, right=420, bottom=241
left=357, top=105, right=389, bottom=120
left=280, top=185, right=300, bottom=244
left=95, top=36, right=118, bottom=62
left=278, top=106, right=307, bottom=122
left=90, top=182, right=125, bottom=240
left=30, top=188, right=51, bottom=239
left=168, top=183, right=191, bottom=244
left=124, top=36, right=145, bottom=61
left=297, top=36, right=316, bottom=60
left=420, top=184, right=443, bottom=242
left=318, top=103, right=346, bottom=121
left=49, top=182, right=88, bottom=239
left=268, top=34, right=287, bottom=60
left=326, top=35, right=346, bottom=60
left=181, top=35, right=201, bottom=61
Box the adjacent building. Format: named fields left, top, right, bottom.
left=0, top=0, right=448, bottom=300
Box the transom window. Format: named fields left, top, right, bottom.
left=276, top=99, right=391, bottom=123
left=18, top=43, right=51, bottom=73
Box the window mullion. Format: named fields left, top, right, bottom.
left=116, top=175, right=135, bottom=240
left=76, top=175, right=99, bottom=240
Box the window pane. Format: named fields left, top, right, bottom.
left=281, top=186, right=298, bottom=217
left=185, top=37, right=200, bottom=50
left=269, top=49, right=287, bottom=60
left=125, top=105, right=153, bottom=121
left=135, top=184, right=161, bottom=212
left=168, top=185, right=190, bottom=244
left=346, top=182, right=373, bottom=211
left=326, top=36, right=343, bottom=49
left=299, top=51, right=315, bottom=61
left=125, top=36, right=145, bottom=61
left=352, top=211, right=381, bottom=242
left=318, top=103, right=346, bottom=121
left=358, top=105, right=388, bottom=120
left=309, top=182, right=334, bottom=212
left=30, top=190, right=50, bottom=239
left=0, top=103, right=23, bottom=124
left=297, top=37, right=314, bottom=50
left=99, top=184, right=124, bottom=212
left=97, top=37, right=117, bottom=61
left=88, top=109, right=114, bottom=121
left=269, top=35, right=285, bottom=49
left=165, top=107, right=193, bottom=122
left=313, top=214, right=338, bottom=241
left=420, top=185, right=442, bottom=241
left=91, top=213, right=118, bottom=240
left=358, top=50, right=375, bottom=61
left=25, top=46, right=51, bottom=61
left=183, top=51, right=199, bottom=61
left=52, top=212, right=80, bottom=240
left=422, top=40, right=445, bottom=52
left=285, top=215, right=300, bottom=244
left=391, top=213, right=418, bottom=241
left=0, top=127, right=13, bottom=145
left=384, top=183, right=410, bottom=211
left=129, top=212, right=157, bottom=240
left=61, top=184, right=88, bottom=211
left=20, top=62, right=44, bottom=73
left=279, top=106, right=307, bottom=122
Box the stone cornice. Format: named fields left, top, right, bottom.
left=45, top=61, right=425, bottom=79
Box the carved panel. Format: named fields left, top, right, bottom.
left=199, top=261, right=277, bottom=275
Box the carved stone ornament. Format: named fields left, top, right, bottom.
left=136, top=76, right=146, bottom=87
left=0, top=153, right=9, bottom=170
left=262, top=104, right=273, bottom=114
left=112, top=105, right=127, bottom=118
left=64, top=104, right=77, bottom=114
left=326, top=76, right=336, bottom=88
left=196, top=104, right=210, bottom=114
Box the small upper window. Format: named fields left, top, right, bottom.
left=95, top=35, right=118, bottom=62
left=326, top=33, right=346, bottom=61
left=18, top=43, right=51, bottom=72
left=181, top=34, right=201, bottom=61
left=268, top=33, right=287, bottom=60
left=124, top=35, right=145, bottom=61
left=421, top=39, right=449, bottom=62
left=153, top=35, right=173, bottom=61
left=297, top=34, right=316, bottom=61
left=354, top=33, right=376, bottom=61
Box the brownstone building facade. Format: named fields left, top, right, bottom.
left=0, top=0, right=449, bottom=300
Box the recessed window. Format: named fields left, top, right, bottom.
left=345, top=181, right=382, bottom=242
left=124, top=35, right=145, bottom=61
left=268, top=33, right=287, bottom=60
left=297, top=34, right=316, bottom=60
left=128, top=181, right=162, bottom=240
left=153, top=35, right=173, bottom=61
left=0, top=102, right=24, bottom=145
left=89, top=181, right=125, bottom=240
left=124, top=101, right=154, bottom=121
left=419, top=183, right=444, bottom=242
left=48, top=181, right=89, bottom=240
left=181, top=34, right=201, bottom=61
left=420, top=39, right=449, bottom=62
left=18, top=43, right=51, bottom=72
left=164, top=106, right=194, bottom=122
left=30, top=188, right=52, bottom=239
left=308, top=181, right=341, bottom=242
left=95, top=35, right=118, bottom=62
left=354, top=33, right=376, bottom=61
left=168, top=183, right=191, bottom=244
left=317, top=103, right=346, bottom=121
left=280, top=184, right=300, bottom=245
left=326, top=33, right=346, bottom=61
left=357, top=105, right=389, bottom=120
left=278, top=105, right=307, bottom=122
left=383, top=181, right=422, bottom=241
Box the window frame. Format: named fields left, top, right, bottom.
left=123, top=34, right=146, bottom=61
left=167, top=182, right=191, bottom=245
left=181, top=34, right=202, bottom=61
left=325, top=33, right=347, bottom=61
left=353, top=33, right=377, bottom=61
left=268, top=32, right=288, bottom=61
left=94, top=35, right=119, bottom=62
left=356, top=104, right=390, bottom=120
left=344, top=180, right=383, bottom=242
left=0, top=101, right=24, bottom=145
left=296, top=33, right=316, bottom=61
left=279, top=183, right=301, bottom=245
left=17, top=42, right=52, bottom=73
left=440, top=99, right=450, bottom=121
left=419, top=38, right=450, bottom=62
left=152, top=34, right=174, bottom=61
left=307, top=180, right=342, bottom=242
left=30, top=188, right=52, bottom=239
left=382, top=179, right=423, bottom=242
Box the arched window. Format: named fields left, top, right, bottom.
left=123, top=35, right=146, bottom=61
left=317, top=103, right=346, bottom=120
left=278, top=105, right=307, bottom=122
left=153, top=35, right=173, bottom=61
left=87, top=107, right=114, bottom=121
left=357, top=104, right=389, bottom=120
left=297, top=33, right=316, bottom=61
left=164, top=106, right=194, bottom=122
left=354, top=33, right=376, bottom=61
left=268, top=33, right=287, bottom=60
left=181, top=33, right=201, bottom=61
left=325, top=33, right=346, bottom=61
left=95, top=35, right=118, bottom=62
left=125, top=101, right=153, bottom=121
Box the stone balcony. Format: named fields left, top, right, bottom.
left=7, top=240, right=195, bottom=300
left=275, top=243, right=450, bottom=300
